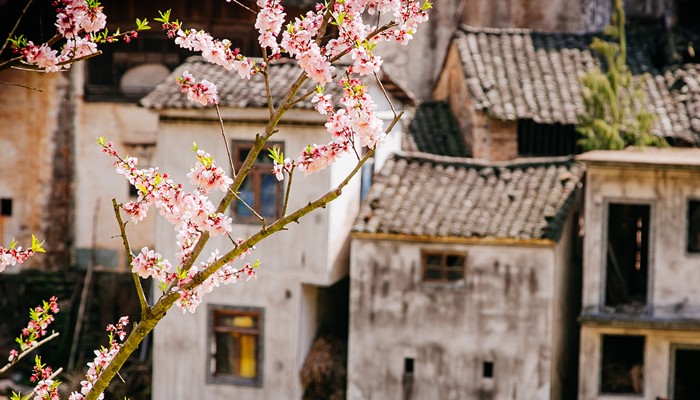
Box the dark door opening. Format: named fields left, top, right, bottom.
left=673, top=348, right=700, bottom=400
left=605, top=203, right=650, bottom=310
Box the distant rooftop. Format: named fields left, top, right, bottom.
left=140, top=56, right=414, bottom=111
left=354, top=152, right=584, bottom=242
left=453, top=25, right=700, bottom=145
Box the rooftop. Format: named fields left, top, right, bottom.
left=354, top=152, right=584, bottom=242
left=140, top=56, right=414, bottom=111
left=403, top=101, right=468, bottom=157
left=453, top=25, right=700, bottom=145
left=577, top=147, right=700, bottom=168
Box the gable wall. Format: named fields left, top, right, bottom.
left=347, top=238, right=559, bottom=399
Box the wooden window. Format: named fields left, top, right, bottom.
left=209, top=306, right=264, bottom=386
left=232, top=141, right=283, bottom=223
left=687, top=200, right=700, bottom=254
left=421, top=251, right=466, bottom=282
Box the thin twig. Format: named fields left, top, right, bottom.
left=373, top=71, right=398, bottom=117
left=288, top=86, right=318, bottom=108
left=227, top=0, right=257, bottom=14
left=261, top=48, right=275, bottom=118
left=0, top=80, right=43, bottom=91
left=281, top=166, right=295, bottom=216
left=229, top=189, right=266, bottom=229
left=215, top=105, right=236, bottom=178
left=0, top=332, right=60, bottom=376
left=0, top=0, right=33, bottom=58
left=112, top=199, right=149, bottom=316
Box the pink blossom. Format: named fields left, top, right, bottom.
left=177, top=71, right=218, bottom=106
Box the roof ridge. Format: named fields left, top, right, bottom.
left=458, top=24, right=597, bottom=37
left=394, top=151, right=575, bottom=168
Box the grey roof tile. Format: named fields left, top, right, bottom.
left=354, top=152, right=584, bottom=241
left=140, top=56, right=414, bottom=111
left=404, top=101, right=468, bottom=157
left=454, top=26, right=700, bottom=145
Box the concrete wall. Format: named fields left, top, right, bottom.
left=581, top=164, right=700, bottom=317
left=74, top=62, right=159, bottom=269
left=0, top=70, right=62, bottom=269
left=347, top=238, right=560, bottom=400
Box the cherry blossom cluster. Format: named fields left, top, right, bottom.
left=101, top=140, right=260, bottom=313
left=0, top=235, right=45, bottom=273
left=297, top=77, right=383, bottom=174
left=24, top=356, right=61, bottom=400
left=156, top=11, right=256, bottom=81
left=100, top=139, right=233, bottom=237
left=254, top=0, right=286, bottom=55
left=177, top=71, right=219, bottom=106
left=11, top=0, right=107, bottom=72
left=6, top=297, right=59, bottom=364
left=68, top=317, right=130, bottom=400
left=174, top=248, right=258, bottom=314
left=187, top=147, right=234, bottom=192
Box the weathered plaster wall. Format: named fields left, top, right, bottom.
left=578, top=326, right=700, bottom=400
left=581, top=164, right=700, bottom=317
left=74, top=63, right=159, bottom=269
left=0, top=70, right=61, bottom=269
left=153, top=270, right=309, bottom=400
left=347, top=238, right=558, bottom=400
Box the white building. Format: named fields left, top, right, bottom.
left=140, top=57, right=413, bottom=399
left=577, top=149, right=700, bottom=400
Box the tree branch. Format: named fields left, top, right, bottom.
left=0, top=0, right=33, bottom=59
left=112, top=199, right=149, bottom=317
left=0, top=332, right=60, bottom=376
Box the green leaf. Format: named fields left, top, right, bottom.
left=31, top=235, right=45, bottom=253
left=136, top=18, right=151, bottom=31
left=154, top=9, right=171, bottom=24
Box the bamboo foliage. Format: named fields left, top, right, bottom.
left=577, top=0, right=666, bottom=151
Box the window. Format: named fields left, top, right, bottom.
left=600, top=335, right=644, bottom=395
left=232, top=141, right=283, bottom=222
left=605, top=203, right=650, bottom=309
left=208, top=306, right=264, bottom=386
left=0, top=198, right=12, bottom=216
left=517, top=120, right=581, bottom=157
left=687, top=200, right=700, bottom=253
left=422, top=251, right=466, bottom=282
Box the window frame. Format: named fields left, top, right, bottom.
left=686, top=199, right=700, bottom=255
left=599, top=334, right=645, bottom=396
left=207, top=305, right=265, bottom=387
left=601, top=200, right=654, bottom=310
left=420, top=250, right=467, bottom=283
left=231, top=140, right=284, bottom=224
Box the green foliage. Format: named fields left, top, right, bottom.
left=576, top=0, right=667, bottom=151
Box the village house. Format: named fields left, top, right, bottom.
left=576, top=148, right=700, bottom=399
left=347, top=150, right=585, bottom=399
left=138, top=56, right=413, bottom=400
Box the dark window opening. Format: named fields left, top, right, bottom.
left=605, top=203, right=650, bottom=309
left=483, top=361, right=494, bottom=378
left=0, top=198, right=12, bottom=216
left=673, top=348, right=700, bottom=400
left=517, top=120, right=581, bottom=157
left=601, top=335, right=644, bottom=394
left=231, top=141, right=283, bottom=223
left=209, top=306, right=263, bottom=386
left=422, top=251, right=466, bottom=282
left=687, top=200, right=700, bottom=253
left=404, top=358, right=414, bottom=375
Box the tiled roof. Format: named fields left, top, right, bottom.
left=140, top=56, right=414, bottom=110
left=454, top=26, right=700, bottom=144
left=354, top=152, right=584, bottom=241
left=403, top=101, right=468, bottom=157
